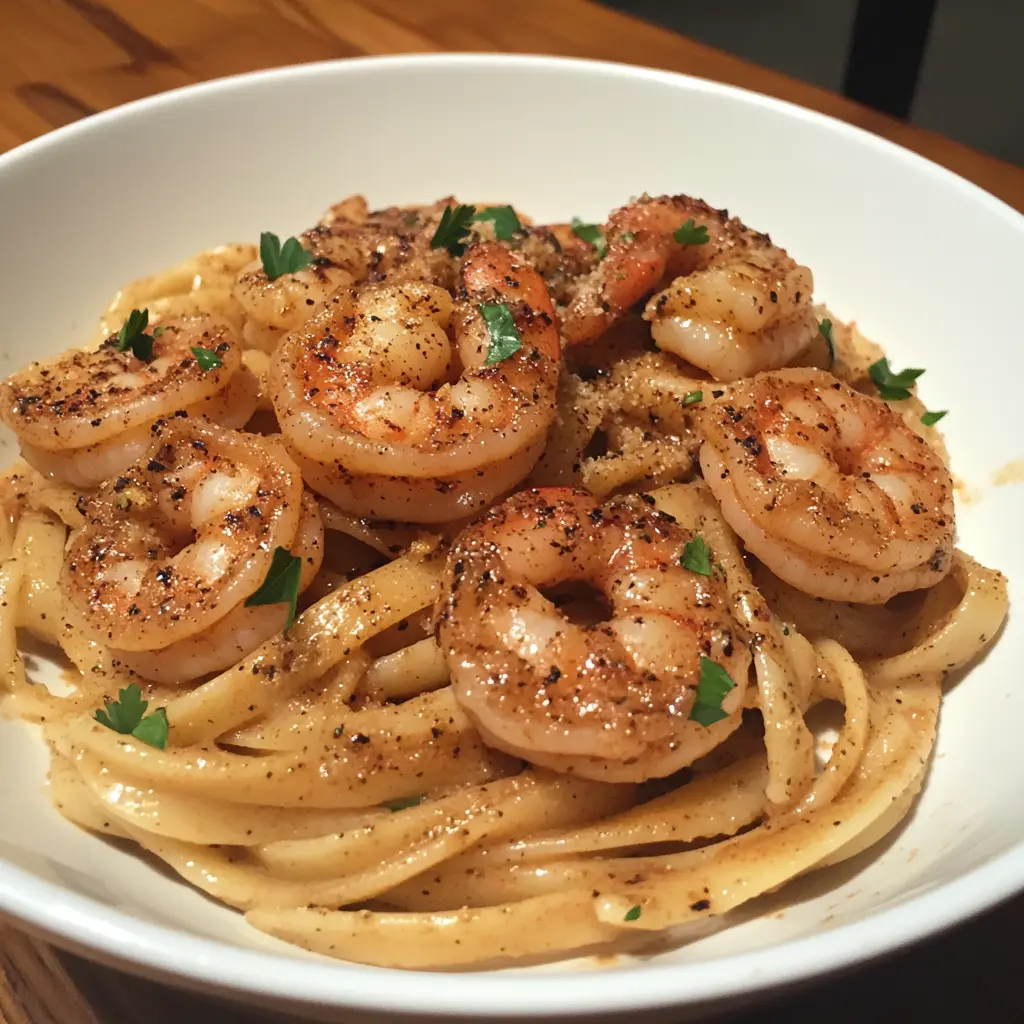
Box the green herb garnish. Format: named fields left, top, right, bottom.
left=385, top=794, right=425, bottom=812
left=921, top=410, right=947, bottom=427
left=430, top=204, right=477, bottom=256
left=619, top=231, right=636, bottom=243
left=673, top=218, right=709, bottom=245
left=681, top=536, right=712, bottom=576
left=480, top=303, right=522, bottom=365
left=94, top=684, right=168, bottom=749
left=244, top=546, right=302, bottom=630
left=868, top=357, right=925, bottom=402
left=260, top=231, right=313, bottom=281
left=623, top=905, right=642, bottom=922
left=475, top=205, right=522, bottom=241
left=682, top=390, right=703, bottom=407
left=689, top=657, right=736, bottom=727
left=116, top=308, right=155, bottom=362
left=190, top=346, right=223, bottom=371
left=571, top=218, right=607, bottom=259
left=818, top=318, right=836, bottom=366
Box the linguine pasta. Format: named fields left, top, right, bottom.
left=0, top=193, right=1008, bottom=969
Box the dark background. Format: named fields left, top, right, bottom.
left=600, top=0, right=1023, bottom=166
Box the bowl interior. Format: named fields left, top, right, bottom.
left=0, top=55, right=1021, bottom=1017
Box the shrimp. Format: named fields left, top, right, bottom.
left=270, top=242, right=561, bottom=523
left=699, top=367, right=955, bottom=603
left=559, top=195, right=817, bottom=378
left=644, top=236, right=816, bottom=381
left=62, top=418, right=323, bottom=681
left=437, top=488, right=752, bottom=782
left=0, top=315, right=258, bottom=489
left=234, top=198, right=468, bottom=353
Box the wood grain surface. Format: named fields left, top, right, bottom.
left=0, top=2, right=1021, bottom=1022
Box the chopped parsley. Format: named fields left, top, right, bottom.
left=682, top=390, right=703, bottom=406
left=94, top=684, right=168, bottom=750
left=385, top=794, right=425, bottom=812
left=818, top=318, right=836, bottom=366
left=689, top=657, right=736, bottom=727
left=623, top=905, right=642, bottom=922
left=480, top=303, right=522, bottom=365
left=475, top=205, right=522, bottom=241
left=190, top=346, right=222, bottom=371
left=430, top=203, right=476, bottom=256
left=116, top=308, right=155, bottom=362
left=681, top=536, right=712, bottom=576
left=244, top=546, right=302, bottom=630
left=619, top=231, right=636, bottom=243
left=868, top=357, right=925, bottom=401
left=673, top=218, right=709, bottom=245
left=921, top=410, right=947, bottom=427
left=571, top=218, right=607, bottom=259
left=260, top=231, right=313, bottom=280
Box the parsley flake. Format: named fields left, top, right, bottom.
left=619, top=231, right=636, bottom=243
left=190, top=346, right=223, bottom=371
left=480, top=303, right=522, bottom=365
left=116, top=308, right=155, bottom=362
left=94, top=684, right=168, bottom=749
left=385, top=794, right=424, bottom=812
left=921, top=410, right=947, bottom=427
left=475, top=205, right=522, bottom=241
left=682, top=390, right=703, bottom=407
left=681, top=536, right=712, bottom=576
left=689, top=657, right=736, bottom=727
left=430, top=204, right=477, bottom=256
left=673, top=218, right=709, bottom=245
left=244, top=546, right=302, bottom=630
left=868, top=357, right=925, bottom=401
left=624, top=905, right=642, bottom=922
left=260, top=231, right=313, bottom=281
left=818, top=318, right=836, bottom=366
left=571, top=218, right=607, bottom=259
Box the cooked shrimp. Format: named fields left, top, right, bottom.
left=270, top=242, right=561, bottom=523
left=645, top=238, right=816, bottom=381
left=438, top=487, right=751, bottom=782
left=114, top=492, right=324, bottom=683
left=0, top=315, right=258, bottom=489
left=700, top=367, right=955, bottom=603
left=234, top=199, right=467, bottom=353
left=559, top=195, right=817, bottom=376
left=62, top=419, right=319, bottom=677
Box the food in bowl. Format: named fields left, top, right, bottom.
left=0, top=190, right=1007, bottom=969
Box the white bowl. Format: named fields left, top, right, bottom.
left=0, top=53, right=1021, bottom=1022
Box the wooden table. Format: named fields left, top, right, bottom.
left=0, top=2, right=1022, bottom=1022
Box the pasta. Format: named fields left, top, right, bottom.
left=0, top=193, right=1008, bottom=970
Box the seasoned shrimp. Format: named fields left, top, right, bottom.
left=0, top=315, right=258, bottom=489
left=234, top=198, right=474, bottom=353
left=645, top=241, right=815, bottom=380
left=559, top=195, right=817, bottom=378
left=62, top=418, right=322, bottom=680
left=438, top=488, right=751, bottom=782
left=700, top=367, right=955, bottom=603
left=270, top=242, right=561, bottom=523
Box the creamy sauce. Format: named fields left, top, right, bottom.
left=992, top=459, right=1024, bottom=486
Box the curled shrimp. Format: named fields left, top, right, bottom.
left=234, top=198, right=468, bottom=353
left=559, top=195, right=817, bottom=378
left=0, top=315, right=258, bottom=489
left=62, top=418, right=322, bottom=681
left=438, top=487, right=752, bottom=782
left=270, top=242, right=561, bottom=523
left=699, top=367, right=955, bottom=603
